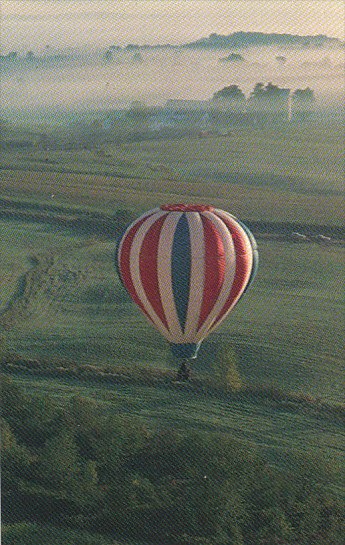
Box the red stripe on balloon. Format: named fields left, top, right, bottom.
left=211, top=214, right=251, bottom=327
left=119, top=215, right=154, bottom=323
left=139, top=214, right=169, bottom=329
left=198, top=214, right=226, bottom=329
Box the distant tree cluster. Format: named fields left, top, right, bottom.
left=0, top=51, right=18, bottom=62
left=103, top=47, right=142, bottom=63
left=0, top=49, right=67, bottom=65
left=2, top=376, right=344, bottom=544
left=219, top=52, right=245, bottom=63
left=210, top=82, right=316, bottom=120
left=186, top=31, right=343, bottom=49
left=212, top=83, right=315, bottom=104
left=247, top=82, right=291, bottom=109
left=212, top=85, right=246, bottom=102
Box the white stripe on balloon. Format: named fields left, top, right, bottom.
left=117, top=208, right=160, bottom=273
left=129, top=211, right=174, bottom=342
left=157, top=212, right=185, bottom=342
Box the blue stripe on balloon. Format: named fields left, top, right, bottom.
left=172, top=213, right=191, bottom=332
left=246, top=248, right=259, bottom=292
left=237, top=219, right=259, bottom=292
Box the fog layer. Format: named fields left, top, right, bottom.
left=2, top=47, right=344, bottom=111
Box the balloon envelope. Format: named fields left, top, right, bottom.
left=116, top=204, right=258, bottom=358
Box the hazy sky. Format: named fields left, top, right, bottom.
left=2, top=1, right=344, bottom=51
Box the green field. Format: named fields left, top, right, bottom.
left=1, top=121, right=344, bottom=226
left=1, top=216, right=344, bottom=402
left=1, top=120, right=345, bottom=542
left=1, top=122, right=344, bottom=392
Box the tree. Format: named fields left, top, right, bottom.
left=211, top=85, right=246, bottom=118
left=251, top=82, right=265, bottom=98
left=0, top=376, right=31, bottom=429
left=126, top=101, right=151, bottom=133
left=0, top=334, right=8, bottom=361
left=249, top=81, right=288, bottom=101
left=68, top=396, right=100, bottom=458
left=4, top=51, right=18, bottom=61
left=292, top=87, right=315, bottom=103
left=94, top=414, right=148, bottom=481
left=244, top=465, right=294, bottom=543
left=103, top=49, right=113, bottom=62
left=201, top=341, right=243, bottom=391
left=291, top=87, right=315, bottom=120
left=212, top=85, right=246, bottom=102
left=1, top=419, right=33, bottom=522
left=219, top=52, right=245, bottom=63
left=39, top=430, right=80, bottom=489
left=248, top=82, right=291, bottom=118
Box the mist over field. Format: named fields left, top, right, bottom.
left=1, top=44, right=344, bottom=112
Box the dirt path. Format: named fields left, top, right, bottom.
left=0, top=236, right=97, bottom=331
left=0, top=253, right=55, bottom=330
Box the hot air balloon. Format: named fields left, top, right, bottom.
left=116, top=204, right=258, bottom=380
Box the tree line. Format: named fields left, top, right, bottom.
left=2, top=376, right=344, bottom=544
left=213, top=83, right=314, bottom=105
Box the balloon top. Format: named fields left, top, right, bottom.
left=161, top=203, right=215, bottom=212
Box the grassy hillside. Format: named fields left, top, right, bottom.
left=10, top=374, right=344, bottom=480
left=3, top=377, right=343, bottom=543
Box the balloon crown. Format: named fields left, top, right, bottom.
left=160, top=203, right=215, bottom=212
